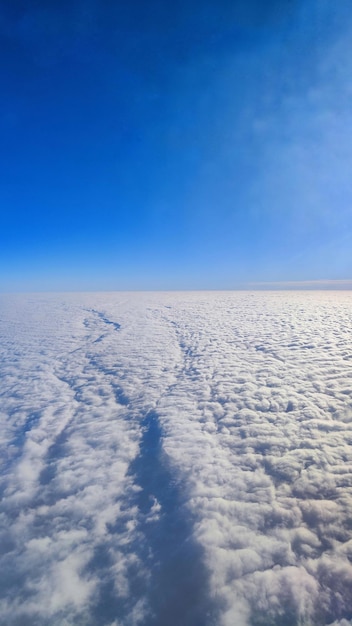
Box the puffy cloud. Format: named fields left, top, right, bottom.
left=1, top=291, right=352, bottom=624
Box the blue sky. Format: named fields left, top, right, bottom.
left=1, top=0, right=352, bottom=291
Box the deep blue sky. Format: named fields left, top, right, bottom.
left=1, top=0, right=352, bottom=291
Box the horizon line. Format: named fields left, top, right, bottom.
left=1, top=279, right=352, bottom=294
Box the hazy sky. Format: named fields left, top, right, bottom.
left=1, top=0, right=352, bottom=291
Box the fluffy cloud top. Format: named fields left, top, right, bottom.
left=1, top=291, right=352, bottom=625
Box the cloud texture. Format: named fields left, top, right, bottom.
left=1, top=291, right=352, bottom=625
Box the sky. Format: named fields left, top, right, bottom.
left=1, top=0, right=352, bottom=291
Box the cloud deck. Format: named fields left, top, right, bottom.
left=0, top=291, right=352, bottom=626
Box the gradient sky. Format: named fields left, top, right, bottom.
left=1, top=0, right=352, bottom=291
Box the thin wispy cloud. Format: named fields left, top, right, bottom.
left=247, top=279, right=352, bottom=290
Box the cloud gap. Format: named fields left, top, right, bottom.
left=89, top=309, right=121, bottom=331
left=125, top=409, right=221, bottom=626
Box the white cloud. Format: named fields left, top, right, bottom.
left=1, top=291, right=352, bottom=624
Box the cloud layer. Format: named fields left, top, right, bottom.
left=1, top=291, right=352, bottom=625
